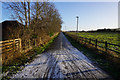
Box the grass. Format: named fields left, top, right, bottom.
left=64, top=33, right=120, bottom=80
left=2, top=33, right=59, bottom=79
left=66, top=32, right=120, bottom=58
left=67, top=32, right=120, bottom=45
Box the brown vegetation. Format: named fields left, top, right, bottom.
left=2, top=2, right=62, bottom=66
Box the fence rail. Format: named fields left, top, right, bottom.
left=65, top=33, right=120, bottom=54
left=0, top=32, right=59, bottom=55
left=0, top=38, right=21, bottom=54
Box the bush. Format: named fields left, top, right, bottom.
left=49, top=32, right=54, bottom=37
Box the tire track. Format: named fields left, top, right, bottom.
left=12, top=32, right=111, bottom=79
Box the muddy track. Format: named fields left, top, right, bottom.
left=12, top=32, right=112, bottom=79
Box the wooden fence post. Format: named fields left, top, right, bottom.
left=81, top=37, right=83, bottom=43
left=19, top=38, right=22, bottom=52
left=13, top=39, right=15, bottom=52
left=89, top=38, right=91, bottom=44
left=77, top=36, right=79, bottom=42
left=95, top=39, right=97, bottom=48
left=105, top=41, right=107, bottom=52
left=84, top=38, right=86, bottom=44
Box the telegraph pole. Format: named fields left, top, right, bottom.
left=76, top=16, right=79, bottom=32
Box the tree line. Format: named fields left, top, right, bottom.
left=4, top=1, right=62, bottom=49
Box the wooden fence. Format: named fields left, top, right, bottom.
left=0, top=38, right=21, bottom=54
left=65, top=33, right=120, bottom=55
left=0, top=32, right=59, bottom=54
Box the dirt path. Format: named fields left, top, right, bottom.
left=12, top=32, right=112, bottom=79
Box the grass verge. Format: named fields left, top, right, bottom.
left=2, top=33, right=59, bottom=79
left=64, top=33, right=120, bottom=80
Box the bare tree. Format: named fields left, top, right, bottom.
left=3, top=1, right=62, bottom=47
left=28, top=2, right=31, bottom=26
left=4, top=2, right=30, bottom=28
left=24, top=2, right=28, bottom=28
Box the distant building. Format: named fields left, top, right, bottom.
left=1, top=20, right=24, bottom=41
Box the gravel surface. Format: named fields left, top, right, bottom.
left=12, top=32, right=112, bottom=79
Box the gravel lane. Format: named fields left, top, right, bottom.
left=12, top=32, right=112, bottom=79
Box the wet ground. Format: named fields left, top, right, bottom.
left=12, top=32, right=112, bottom=79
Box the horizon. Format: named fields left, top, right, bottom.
left=1, top=19, right=119, bottom=31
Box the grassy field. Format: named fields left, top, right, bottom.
left=66, top=32, right=120, bottom=56
left=67, top=32, right=120, bottom=45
